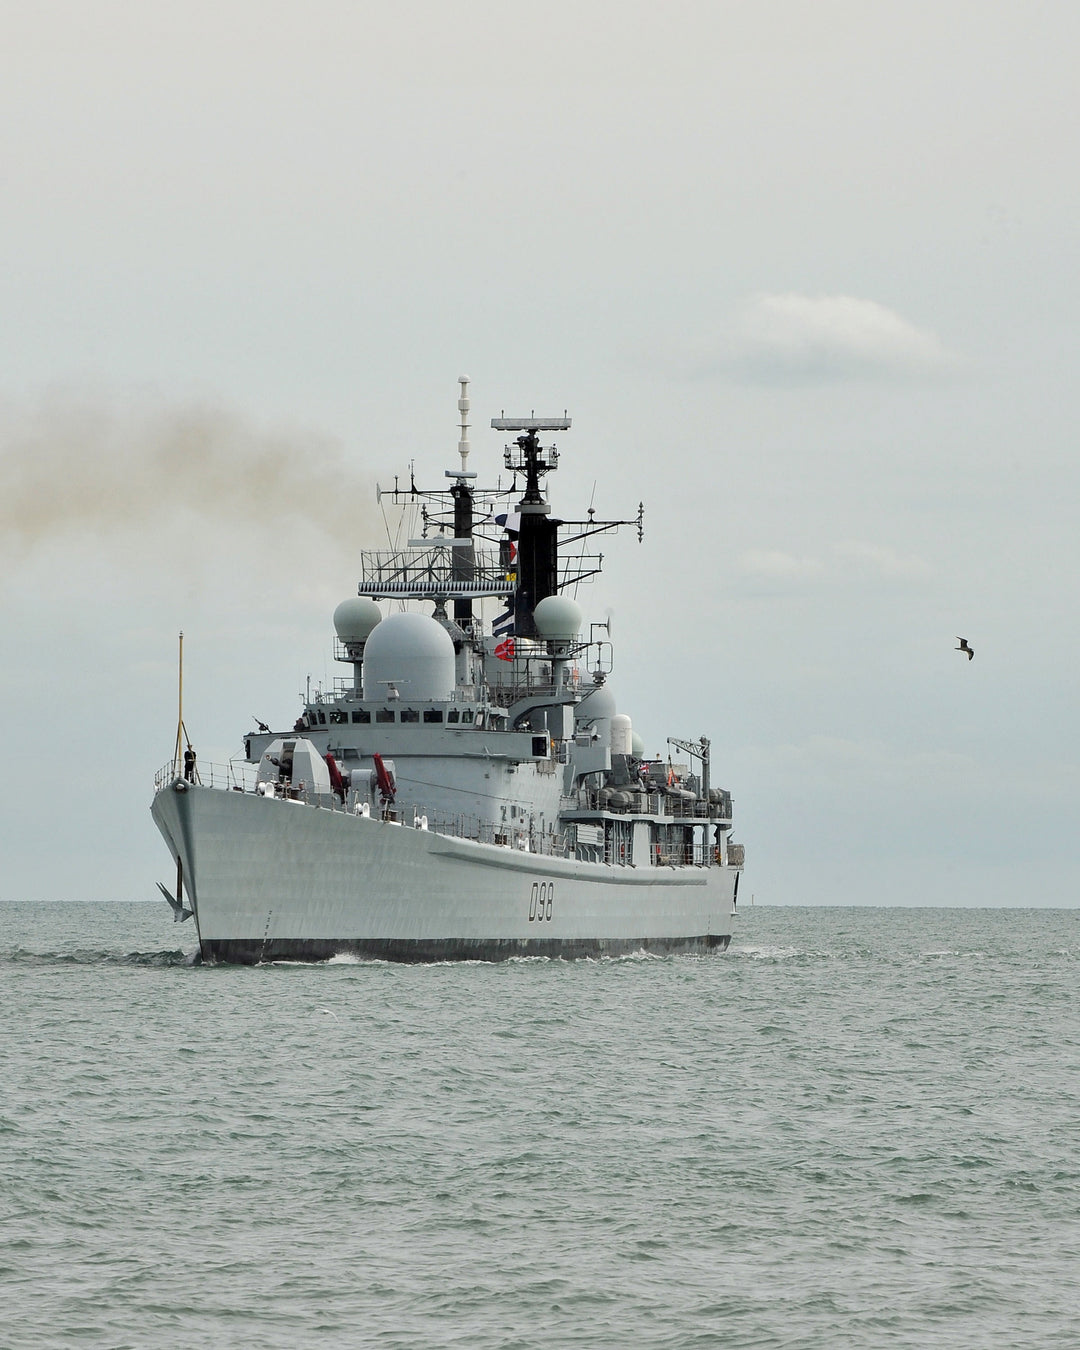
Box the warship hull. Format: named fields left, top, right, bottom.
left=151, top=387, right=745, bottom=962
left=153, top=781, right=736, bottom=964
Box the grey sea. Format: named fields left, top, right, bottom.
left=2, top=903, right=1078, bottom=1349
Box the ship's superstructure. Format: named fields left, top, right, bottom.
left=152, top=381, right=743, bottom=961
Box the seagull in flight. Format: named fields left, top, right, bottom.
left=956, top=637, right=974, bottom=661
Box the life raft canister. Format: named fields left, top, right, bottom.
left=372, top=751, right=396, bottom=802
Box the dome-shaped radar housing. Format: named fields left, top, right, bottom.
left=334, top=597, right=383, bottom=644
left=533, top=594, right=583, bottom=642
left=362, top=612, right=456, bottom=702
left=611, top=713, right=633, bottom=756
left=575, top=684, right=617, bottom=723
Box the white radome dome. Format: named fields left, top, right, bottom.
left=334, top=597, right=383, bottom=644
left=362, top=611, right=456, bottom=702
left=533, top=594, right=583, bottom=642
left=575, top=684, right=617, bottom=723
left=611, top=713, right=633, bottom=756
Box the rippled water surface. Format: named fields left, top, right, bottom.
left=2, top=902, right=1078, bottom=1348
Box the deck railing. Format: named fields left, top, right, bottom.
left=572, top=786, right=731, bottom=821
left=154, top=760, right=258, bottom=793
left=153, top=765, right=742, bottom=868
left=153, top=762, right=574, bottom=858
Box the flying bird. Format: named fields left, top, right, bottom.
left=956, top=637, right=974, bottom=661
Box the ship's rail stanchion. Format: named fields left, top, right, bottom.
left=409, top=806, right=571, bottom=859
left=153, top=760, right=260, bottom=793
left=153, top=763, right=580, bottom=859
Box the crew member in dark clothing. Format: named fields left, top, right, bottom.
left=184, top=744, right=196, bottom=782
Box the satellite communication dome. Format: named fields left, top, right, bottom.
left=611, top=713, right=633, bottom=756
left=533, top=595, right=583, bottom=642
left=630, top=731, right=646, bottom=759
left=575, top=684, right=616, bottom=723
left=333, top=597, right=383, bottom=644
left=363, top=611, right=456, bottom=701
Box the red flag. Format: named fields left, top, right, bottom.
left=495, top=637, right=515, bottom=662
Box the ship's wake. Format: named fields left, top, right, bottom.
left=0, top=947, right=197, bottom=968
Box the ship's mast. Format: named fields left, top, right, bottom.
left=491, top=414, right=569, bottom=637
left=449, top=375, right=477, bottom=627
left=365, top=394, right=639, bottom=630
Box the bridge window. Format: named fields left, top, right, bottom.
left=376, top=709, right=395, bottom=724
left=447, top=709, right=460, bottom=723
left=400, top=708, right=419, bottom=724
left=461, top=710, right=474, bottom=724
left=423, top=709, right=443, bottom=724
left=351, top=709, right=370, bottom=724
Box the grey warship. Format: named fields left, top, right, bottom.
left=152, top=380, right=744, bottom=962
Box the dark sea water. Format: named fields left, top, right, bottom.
left=2, top=903, right=1078, bottom=1349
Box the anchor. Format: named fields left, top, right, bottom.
left=158, top=855, right=194, bottom=922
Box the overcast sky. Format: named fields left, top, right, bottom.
left=2, top=0, right=1078, bottom=909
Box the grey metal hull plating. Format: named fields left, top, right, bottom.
left=152, top=782, right=736, bottom=964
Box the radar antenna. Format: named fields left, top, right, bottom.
left=492, top=412, right=569, bottom=509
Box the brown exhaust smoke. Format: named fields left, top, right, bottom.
left=0, top=390, right=378, bottom=559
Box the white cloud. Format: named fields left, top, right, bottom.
left=707, top=293, right=960, bottom=384
left=736, top=540, right=932, bottom=589
left=831, top=540, right=933, bottom=580
left=737, top=549, right=824, bottom=580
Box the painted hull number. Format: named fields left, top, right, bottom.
left=528, top=881, right=553, bottom=922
